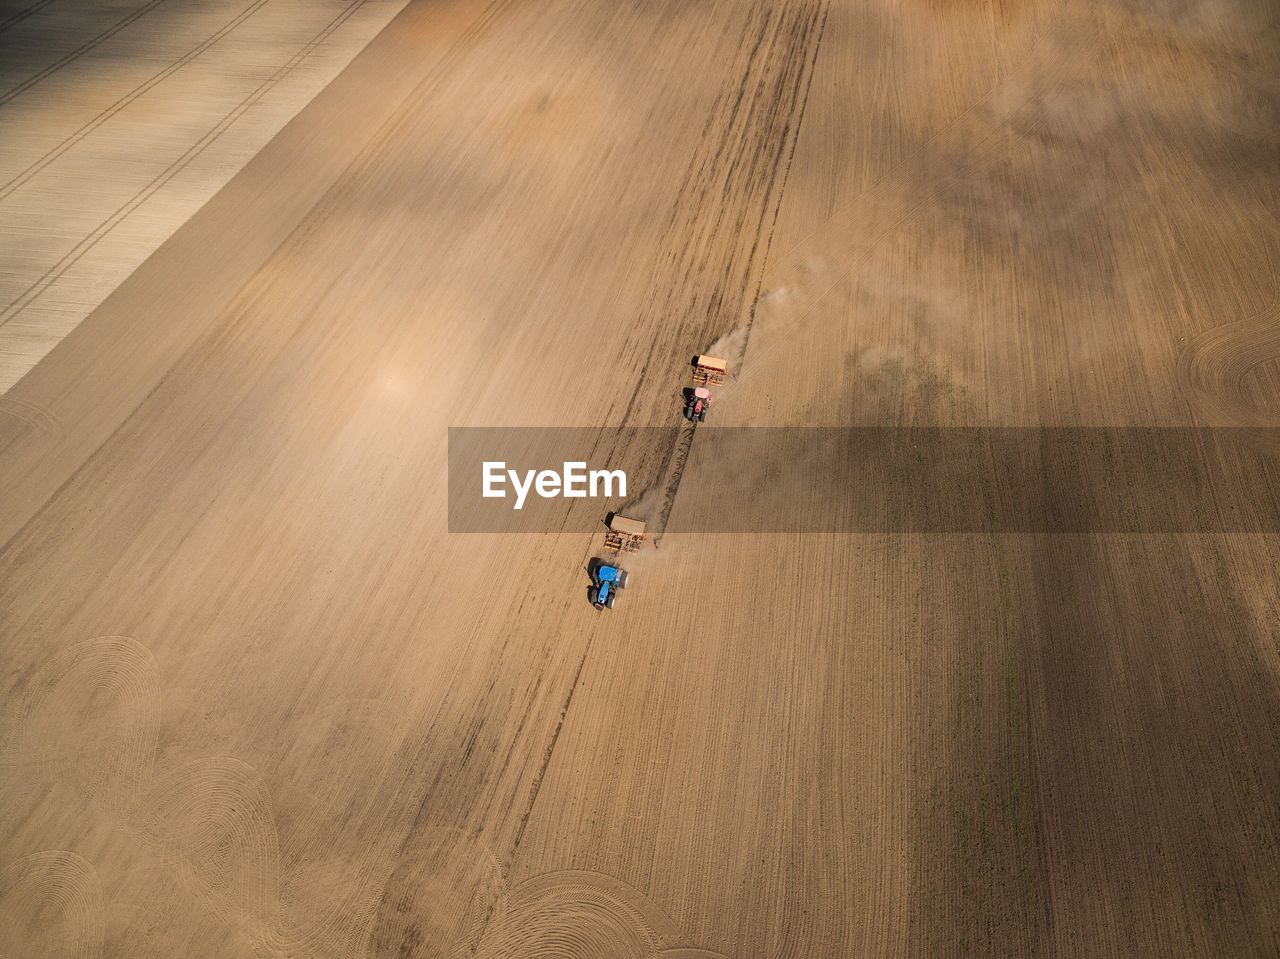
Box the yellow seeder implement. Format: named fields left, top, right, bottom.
left=692, top=355, right=728, bottom=386
left=604, top=514, right=646, bottom=553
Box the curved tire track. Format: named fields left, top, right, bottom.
left=470, top=870, right=686, bottom=959
left=1178, top=248, right=1280, bottom=430
left=9, top=639, right=405, bottom=957
left=0, top=850, right=104, bottom=959
left=371, top=856, right=729, bottom=959
left=132, top=755, right=281, bottom=941
left=0, top=396, right=64, bottom=442
left=15, top=635, right=160, bottom=813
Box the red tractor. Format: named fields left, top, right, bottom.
left=684, top=386, right=710, bottom=422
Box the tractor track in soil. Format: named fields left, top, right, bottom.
left=4, top=0, right=1280, bottom=956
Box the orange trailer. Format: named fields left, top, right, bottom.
left=692, top=355, right=728, bottom=386
left=604, top=514, right=646, bottom=553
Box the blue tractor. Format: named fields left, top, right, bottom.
left=589, top=559, right=629, bottom=610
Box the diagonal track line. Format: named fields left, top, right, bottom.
left=0, top=0, right=274, bottom=202
left=0, top=0, right=172, bottom=106
left=0, top=0, right=371, bottom=328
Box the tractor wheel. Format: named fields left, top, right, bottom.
left=605, top=593, right=615, bottom=609
left=698, top=409, right=706, bottom=422
left=615, top=570, right=628, bottom=589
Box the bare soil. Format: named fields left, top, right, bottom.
left=2, top=0, right=1278, bottom=956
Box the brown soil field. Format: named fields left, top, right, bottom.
left=2, top=0, right=1279, bottom=956
left=0, top=0, right=409, bottom=390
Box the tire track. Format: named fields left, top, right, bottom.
left=14, top=635, right=160, bottom=814
left=213, top=0, right=515, bottom=288
left=0, top=0, right=512, bottom=341
left=0, top=0, right=172, bottom=107
left=268, top=699, right=416, bottom=958
left=647, top=419, right=695, bottom=545
left=0, top=0, right=513, bottom=565
left=0, top=395, right=64, bottom=441
left=2, top=16, right=544, bottom=946
left=1178, top=244, right=1280, bottom=430
left=0, top=850, right=104, bottom=959
left=7, top=638, right=406, bottom=957
left=368, top=826, right=505, bottom=958
left=610, top=0, right=831, bottom=430
left=600, top=0, right=829, bottom=545
left=133, top=756, right=282, bottom=944
left=0, top=0, right=56, bottom=36
left=0, top=0, right=374, bottom=329
left=0, top=0, right=274, bottom=203
left=508, top=632, right=594, bottom=858
left=513, top=16, right=832, bottom=920
left=7, top=638, right=632, bottom=958
left=130, top=730, right=407, bottom=958
left=469, top=870, right=685, bottom=959
left=371, top=855, right=731, bottom=959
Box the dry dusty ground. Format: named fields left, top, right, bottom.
left=2, top=0, right=1280, bottom=957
